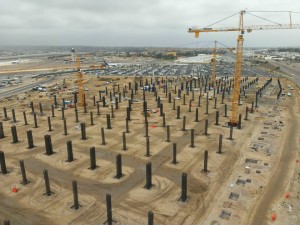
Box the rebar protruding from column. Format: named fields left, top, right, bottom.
left=44, top=135, right=53, bottom=155
left=203, top=150, right=208, bottom=173
left=43, top=169, right=53, bottom=196
left=182, top=116, right=186, bottom=131
left=27, top=130, right=34, bottom=149
left=0, top=151, right=8, bottom=174
left=144, top=162, right=152, bottom=189
left=80, top=122, right=86, bottom=140
left=106, top=114, right=112, bottom=129
left=148, top=211, right=154, bottom=225
left=12, top=109, right=16, bottom=123
left=105, top=193, right=113, bottom=225
left=218, top=134, right=223, bottom=154
left=122, top=132, right=127, bottom=150
left=23, top=111, right=28, bottom=125
left=89, top=147, right=96, bottom=170
left=11, top=125, right=18, bottom=143
left=71, top=180, right=80, bottom=210
left=204, top=119, right=208, bottom=135
left=166, top=125, right=170, bottom=142
left=224, top=104, right=228, bottom=117
left=20, top=160, right=29, bottom=185
left=245, top=106, right=249, bottom=120
left=0, top=122, right=4, bottom=139
left=146, top=136, right=150, bottom=157
left=115, top=154, right=123, bottom=179
left=229, top=125, right=233, bottom=140
left=47, top=116, right=52, bottom=132
left=238, top=114, right=242, bottom=129
left=215, top=111, right=219, bottom=125
left=3, top=107, right=8, bottom=120
left=33, top=113, right=38, bottom=128
left=90, top=112, right=94, bottom=126
left=172, top=143, right=177, bottom=164
left=176, top=106, right=180, bottom=119
left=180, top=172, right=187, bottom=202
left=101, top=127, right=106, bottom=145
left=190, top=129, right=195, bottom=148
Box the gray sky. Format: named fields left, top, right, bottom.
left=1, top=0, right=300, bottom=47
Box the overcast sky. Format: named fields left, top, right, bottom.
left=1, top=0, right=300, bottom=47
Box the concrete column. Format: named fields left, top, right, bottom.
left=203, top=150, right=208, bottom=173
left=182, top=116, right=186, bottom=131
left=47, top=116, right=52, bottom=132
left=63, top=118, right=68, bottom=135
left=146, top=137, right=150, bottom=157
left=33, top=113, right=38, bottom=128
left=115, top=154, right=123, bottom=179
left=11, top=125, right=18, bottom=143
left=144, top=162, right=152, bottom=189
left=101, top=127, right=106, bottom=145
left=106, top=114, right=112, bottom=129
left=172, top=143, right=177, bottom=164
left=80, top=122, right=86, bottom=140
left=215, top=111, right=219, bottom=125
left=180, top=172, right=187, bottom=202
left=190, top=129, right=195, bottom=148
left=218, top=134, right=223, bottom=154
left=43, top=169, right=52, bottom=196
left=23, top=111, right=28, bottom=125
left=204, top=119, right=208, bottom=135
left=66, top=140, right=73, bottom=162
left=148, top=211, right=154, bottom=225
left=71, top=180, right=79, bottom=210
left=20, top=160, right=29, bottom=185
left=176, top=106, right=180, bottom=119
left=27, top=130, right=34, bottom=149
left=105, top=194, right=113, bottom=225
left=122, top=132, right=127, bottom=150
left=195, top=108, right=199, bottom=122
left=89, top=147, right=96, bottom=170
left=0, top=122, right=4, bottom=139
left=0, top=151, right=8, bottom=174
left=166, top=125, right=170, bottom=142
left=12, top=109, right=17, bottom=123
left=90, top=112, right=94, bottom=126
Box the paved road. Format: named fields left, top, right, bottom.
left=0, top=77, right=55, bottom=98
left=269, top=61, right=300, bottom=86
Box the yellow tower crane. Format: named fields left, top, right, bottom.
left=188, top=10, right=300, bottom=126
left=76, top=56, right=85, bottom=107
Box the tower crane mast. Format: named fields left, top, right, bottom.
left=188, top=10, right=300, bottom=126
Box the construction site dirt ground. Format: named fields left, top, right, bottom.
left=0, top=75, right=299, bottom=225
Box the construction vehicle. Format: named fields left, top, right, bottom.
left=188, top=10, right=300, bottom=126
